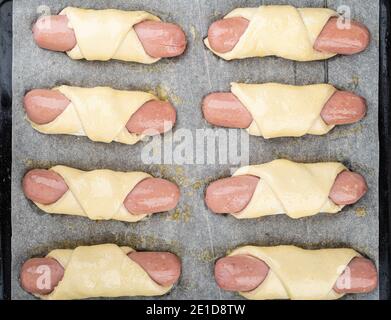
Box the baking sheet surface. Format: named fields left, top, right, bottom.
left=11, top=0, right=379, bottom=299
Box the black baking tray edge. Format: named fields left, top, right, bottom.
left=0, top=0, right=390, bottom=301
left=0, top=0, right=12, bottom=301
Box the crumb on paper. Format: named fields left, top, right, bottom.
left=190, top=25, right=198, bottom=41
left=349, top=75, right=360, bottom=91
left=23, top=159, right=55, bottom=169
left=167, top=204, right=191, bottom=223
left=153, top=84, right=183, bottom=105
left=355, top=207, right=367, bottom=217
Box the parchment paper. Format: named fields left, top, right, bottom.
left=11, top=0, right=379, bottom=300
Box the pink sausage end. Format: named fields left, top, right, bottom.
left=202, top=92, right=253, bottom=129
left=334, top=257, right=378, bottom=294
left=24, top=89, right=70, bottom=125
left=214, top=255, right=269, bottom=292
left=22, top=169, right=69, bottom=205
left=20, top=257, right=64, bottom=295
left=321, top=91, right=367, bottom=125
left=134, top=20, right=187, bottom=58
left=126, top=100, right=177, bottom=135
left=124, top=178, right=180, bottom=215
left=128, top=252, right=181, bottom=286
left=329, top=171, right=368, bottom=206
left=32, top=15, right=77, bottom=52
left=207, top=17, right=250, bottom=54
left=205, top=175, right=259, bottom=214
left=314, top=17, right=370, bottom=55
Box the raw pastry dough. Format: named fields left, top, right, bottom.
left=60, top=7, right=161, bottom=63
left=231, top=83, right=336, bottom=139
left=233, top=159, right=346, bottom=219
left=35, top=166, right=152, bottom=222
left=204, top=5, right=338, bottom=61
left=228, top=245, right=360, bottom=300
left=40, top=244, right=173, bottom=300
left=29, top=86, right=158, bottom=145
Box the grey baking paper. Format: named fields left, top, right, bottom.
left=11, top=0, right=379, bottom=300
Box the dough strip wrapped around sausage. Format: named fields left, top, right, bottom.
left=232, top=159, right=346, bottom=219
left=29, top=86, right=160, bottom=145
left=231, top=83, right=337, bottom=138
left=33, top=166, right=153, bottom=223
left=60, top=7, right=161, bottom=63
left=226, top=245, right=361, bottom=300
left=204, top=5, right=337, bottom=62
left=39, top=244, right=173, bottom=300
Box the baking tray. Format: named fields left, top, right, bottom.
left=1, top=0, right=390, bottom=300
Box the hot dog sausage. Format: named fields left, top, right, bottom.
left=20, top=251, right=181, bottom=295
left=204, top=176, right=259, bottom=214
left=202, top=92, right=253, bottom=129
left=126, top=100, right=176, bottom=135
left=123, top=178, right=181, bottom=215
left=33, top=15, right=186, bottom=58
left=202, top=91, right=367, bottom=128
left=207, top=16, right=370, bottom=55
left=24, top=89, right=177, bottom=135
left=205, top=171, right=367, bottom=215
left=24, top=89, right=71, bottom=125
left=314, top=18, right=371, bottom=55
left=207, top=17, right=250, bottom=54
left=23, top=169, right=180, bottom=216
left=214, top=255, right=269, bottom=292
left=214, top=255, right=377, bottom=294
left=133, top=21, right=187, bottom=58
left=20, top=258, right=65, bottom=295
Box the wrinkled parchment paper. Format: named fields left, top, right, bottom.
left=12, top=0, right=379, bottom=299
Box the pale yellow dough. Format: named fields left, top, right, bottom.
left=228, top=245, right=360, bottom=300
left=204, top=5, right=337, bottom=61
left=60, top=7, right=160, bottom=63
left=35, top=166, right=152, bottom=222
left=40, top=244, right=173, bottom=300
left=231, top=83, right=336, bottom=139
left=233, top=159, right=346, bottom=219
left=30, top=86, right=158, bottom=145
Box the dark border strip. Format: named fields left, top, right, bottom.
left=379, top=0, right=391, bottom=300
left=0, top=0, right=12, bottom=301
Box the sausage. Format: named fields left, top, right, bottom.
left=207, top=17, right=250, bottom=54
left=328, top=171, right=368, bottom=205
left=333, top=257, right=378, bottom=294
left=20, top=251, right=181, bottom=295
left=321, top=91, right=367, bottom=125
left=24, top=89, right=177, bottom=135
left=204, top=175, right=259, bottom=214
left=22, top=169, right=180, bottom=216
left=214, top=255, right=269, bottom=292
left=214, top=255, right=377, bottom=294
left=20, top=258, right=65, bottom=295
left=207, top=16, right=370, bottom=55
left=123, top=178, right=181, bottom=215
left=314, top=18, right=371, bottom=55
left=202, top=92, right=253, bottom=129
left=126, top=100, right=177, bottom=135
left=33, top=15, right=186, bottom=58
left=22, top=169, right=69, bottom=205
left=24, top=89, right=71, bottom=125
left=133, top=21, right=187, bottom=58
left=202, top=91, right=367, bottom=128
left=205, top=171, right=367, bottom=215
left=128, top=252, right=181, bottom=286
left=32, top=15, right=77, bottom=52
